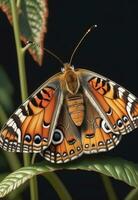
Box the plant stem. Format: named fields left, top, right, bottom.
left=101, top=174, right=118, bottom=200
left=30, top=177, right=39, bottom=200
left=0, top=105, right=8, bottom=124
left=125, top=188, right=138, bottom=200
left=10, top=1, right=38, bottom=200
left=4, top=151, right=21, bottom=170
left=10, top=0, right=29, bottom=170
left=16, top=0, right=21, bottom=8
left=10, top=4, right=28, bottom=102
left=42, top=173, right=72, bottom=200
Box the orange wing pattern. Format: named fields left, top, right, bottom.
left=87, top=76, right=138, bottom=135
left=41, top=105, right=83, bottom=163
left=0, top=85, right=63, bottom=153
left=81, top=96, right=121, bottom=154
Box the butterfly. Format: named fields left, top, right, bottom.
left=0, top=27, right=138, bottom=163
left=0, top=62, right=138, bottom=163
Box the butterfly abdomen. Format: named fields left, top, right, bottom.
left=66, top=94, right=84, bottom=126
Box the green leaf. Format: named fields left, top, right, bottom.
left=0, top=156, right=138, bottom=198
left=0, top=66, right=14, bottom=113
left=0, top=0, right=48, bottom=65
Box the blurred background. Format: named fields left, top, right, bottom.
left=0, top=0, right=137, bottom=199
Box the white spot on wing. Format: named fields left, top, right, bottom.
left=118, top=87, right=125, bottom=93
left=126, top=104, right=133, bottom=121
left=13, top=123, right=17, bottom=130
left=56, top=160, right=63, bottom=163
left=15, top=109, right=22, bottom=115
left=128, top=97, right=134, bottom=103
left=20, top=115, right=26, bottom=122
left=118, top=87, right=125, bottom=98
left=7, top=118, right=13, bottom=125
left=43, top=123, right=50, bottom=129
left=101, top=120, right=111, bottom=133
left=17, top=128, right=21, bottom=143
left=128, top=94, right=136, bottom=101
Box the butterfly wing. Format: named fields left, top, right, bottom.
left=81, top=95, right=122, bottom=154
left=79, top=69, right=138, bottom=136
left=0, top=73, right=64, bottom=153
left=41, top=104, right=83, bottom=163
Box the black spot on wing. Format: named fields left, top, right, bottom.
left=7, top=127, right=18, bottom=137
left=68, top=139, right=76, bottom=145
left=85, top=133, right=95, bottom=138
left=106, top=81, right=111, bottom=92
left=43, top=121, right=50, bottom=127
left=113, top=85, right=119, bottom=99
left=42, top=89, right=50, bottom=97
left=43, top=98, right=50, bottom=102
left=30, top=98, right=38, bottom=106
left=96, top=78, right=101, bottom=84
left=102, top=80, right=106, bottom=87
left=37, top=92, right=43, bottom=100
left=20, top=105, right=28, bottom=116
left=28, top=104, right=33, bottom=115
left=12, top=114, right=21, bottom=128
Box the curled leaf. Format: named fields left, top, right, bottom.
left=0, top=0, right=48, bottom=65
left=0, top=156, right=138, bottom=198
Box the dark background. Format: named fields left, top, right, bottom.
left=0, top=0, right=138, bottom=199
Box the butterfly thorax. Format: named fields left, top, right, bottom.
left=61, top=63, right=84, bottom=126
left=63, top=63, right=80, bottom=95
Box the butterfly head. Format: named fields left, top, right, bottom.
left=61, top=63, right=80, bottom=95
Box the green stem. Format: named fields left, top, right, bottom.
left=16, top=0, right=21, bottom=8
left=10, top=1, right=28, bottom=103
left=10, top=1, right=38, bottom=200
left=101, top=174, right=118, bottom=200
left=42, top=173, right=72, bottom=200
left=125, top=188, right=138, bottom=200
left=4, top=151, right=21, bottom=170
left=0, top=105, right=8, bottom=124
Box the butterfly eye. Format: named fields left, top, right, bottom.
left=122, top=116, right=128, bottom=123
left=117, top=119, right=123, bottom=128
left=34, top=134, right=42, bottom=144
left=24, top=134, right=32, bottom=143
left=52, top=129, right=63, bottom=145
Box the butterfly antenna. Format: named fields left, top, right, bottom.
left=26, top=41, right=64, bottom=67
left=69, top=25, right=97, bottom=65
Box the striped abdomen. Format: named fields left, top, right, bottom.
left=66, top=94, right=84, bottom=126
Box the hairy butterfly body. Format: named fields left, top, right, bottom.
left=0, top=63, right=138, bottom=163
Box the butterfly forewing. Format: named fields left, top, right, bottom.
left=0, top=74, right=63, bottom=153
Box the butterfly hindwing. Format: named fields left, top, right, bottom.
left=0, top=77, right=63, bottom=153
left=41, top=104, right=83, bottom=163
left=81, top=95, right=122, bottom=154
